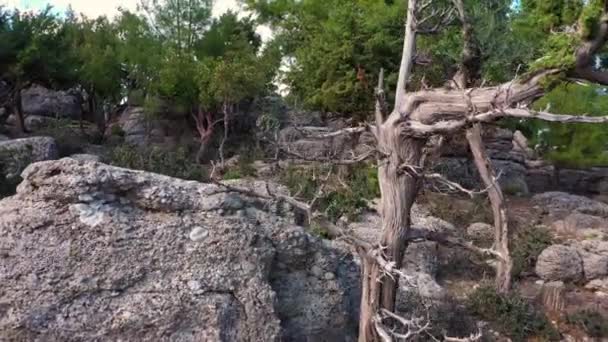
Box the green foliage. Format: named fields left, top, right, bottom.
left=511, top=225, right=554, bottom=279
left=37, top=119, right=86, bottom=156
left=567, top=310, right=608, bottom=337
left=422, top=192, right=493, bottom=228
left=468, top=285, right=559, bottom=341
left=0, top=148, right=29, bottom=199
left=109, top=144, right=207, bottom=181
left=310, top=221, right=331, bottom=239
left=222, top=154, right=257, bottom=180
left=516, top=83, right=608, bottom=168
left=279, top=163, right=379, bottom=222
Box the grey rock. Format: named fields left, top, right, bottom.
left=68, top=154, right=101, bottom=162
left=533, top=192, right=608, bottom=218
left=0, top=134, right=9, bottom=141
left=467, top=222, right=494, bottom=241
left=21, top=85, right=82, bottom=119
left=535, top=245, right=584, bottom=282
left=0, top=159, right=359, bottom=341
left=585, top=278, right=608, bottom=292
left=0, top=136, right=58, bottom=177
left=24, top=115, right=56, bottom=131
left=574, top=241, right=608, bottom=281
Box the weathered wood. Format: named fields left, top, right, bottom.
left=465, top=124, right=512, bottom=292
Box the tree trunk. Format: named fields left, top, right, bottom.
left=466, top=124, right=512, bottom=293
left=359, top=121, right=424, bottom=341
left=13, top=84, right=26, bottom=134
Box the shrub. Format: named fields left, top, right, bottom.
left=0, top=147, right=33, bottom=199
left=567, top=310, right=608, bottom=338
left=422, top=192, right=493, bottom=228
left=468, top=285, right=559, bottom=341
left=110, top=125, right=125, bottom=137
left=511, top=225, right=554, bottom=279
left=279, top=163, right=380, bottom=223
left=36, top=119, right=88, bottom=156
left=109, top=145, right=207, bottom=181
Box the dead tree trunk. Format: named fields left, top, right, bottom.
left=13, top=83, right=26, bottom=134
left=466, top=124, right=512, bottom=292
left=287, top=1, right=608, bottom=340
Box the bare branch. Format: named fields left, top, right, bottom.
left=376, top=68, right=387, bottom=132
left=279, top=145, right=380, bottom=165
left=295, top=125, right=371, bottom=139
left=424, top=170, right=502, bottom=198
left=394, top=0, right=418, bottom=110
left=407, top=226, right=505, bottom=261
left=444, top=330, right=483, bottom=342
left=574, top=7, right=608, bottom=85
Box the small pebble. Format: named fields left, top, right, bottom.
left=189, top=226, right=208, bottom=242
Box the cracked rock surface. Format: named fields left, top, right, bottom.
left=0, top=158, right=359, bottom=341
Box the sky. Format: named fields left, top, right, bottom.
left=0, top=0, right=272, bottom=40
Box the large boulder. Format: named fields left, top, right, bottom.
left=574, top=241, right=608, bottom=281
left=113, top=106, right=192, bottom=147
left=21, top=85, right=82, bottom=119
left=0, top=137, right=58, bottom=177
left=0, top=159, right=359, bottom=341
left=535, top=245, right=584, bottom=282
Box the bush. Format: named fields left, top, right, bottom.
left=567, top=310, right=608, bottom=338
left=468, top=285, right=559, bottom=341
left=0, top=147, right=33, bottom=199
left=109, top=145, right=207, bottom=181
left=279, top=163, right=380, bottom=223
left=511, top=225, right=554, bottom=279
left=422, top=192, right=493, bottom=228
left=37, top=119, right=87, bottom=156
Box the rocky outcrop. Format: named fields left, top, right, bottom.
left=527, top=164, right=608, bottom=196
left=536, top=245, right=584, bottom=282
left=112, top=106, right=192, bottom=147
left=0, top=137, right=58, bottom=177
left=533, top=192, right=608, bottom=219
left=0, top=159, right=359, bottom=341
left=21, top=85, right=82, bottom=119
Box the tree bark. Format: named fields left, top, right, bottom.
left=359, top=121, right=424, bottom=341
left=466, top=124, right=512, bottom=293
left=13, top=84, right=26, bottom=134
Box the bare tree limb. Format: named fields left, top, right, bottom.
left=394, top=0, right=418, bottom=110
left=574, top=5, right=608, bottom=85
left=376, top=68, right=387, bottom=133
left=406, top=227, right=504, bottom=261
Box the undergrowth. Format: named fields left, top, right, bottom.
left=511, top=225, right=554, bottom=279
left=468, top=285, right=559, bottom=341
left=567, top=310, right=608, bottom=338
left=109, top=144, right=207, bottom=182
left=279, top=163, right=379, bottom=223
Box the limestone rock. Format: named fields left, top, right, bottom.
left=574, top=241, right=608, bottom=281
left=536, top=245, right=584, bottom=282
left=21, top=84, right=82, bottom=119
left=533, top=192, right=608, bottom=218
left=467, top=222, right=494, bottom=242
left=68, top=153, right=101, bottom=162
left=0, top=136, right=58, bottom=177
left=0, top=159, right=359, bottom=341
